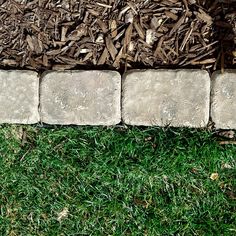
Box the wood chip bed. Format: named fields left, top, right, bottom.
left=0, top=0, right=235, bottom=72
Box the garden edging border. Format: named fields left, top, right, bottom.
left=0, top=69, right=235, bottom=129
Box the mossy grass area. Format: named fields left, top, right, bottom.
left=0, top=126, right=235, bottom=235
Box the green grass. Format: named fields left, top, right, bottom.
left=0, top=126, right=235, bottom=235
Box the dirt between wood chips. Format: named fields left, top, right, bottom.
left=0, top=0, right=235, bottom=73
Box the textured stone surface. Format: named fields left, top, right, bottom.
left=0, top=70, right=39, bottom=124
left=211, top=70, right=236, bottom=129
left=122, top=69, right=210, bottom=127
left=40, top=70, right=121, bottom=125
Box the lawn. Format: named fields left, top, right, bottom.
left=0, top=126, right=235, bottom=235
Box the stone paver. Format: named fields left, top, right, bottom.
left=211, top=70, right=236, bottom=129
left=122, top=69, right=210, bottom=127
left=0, top=70, right=39, bottom=124
left=40, top=70, right=121, bottom=125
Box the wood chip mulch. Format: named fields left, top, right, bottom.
left=0, top=0, right=235, bottom=72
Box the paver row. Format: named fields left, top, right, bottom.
left=0, top=69, right=235, bottom=129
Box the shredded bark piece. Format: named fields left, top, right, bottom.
left=0, top=0, right=235, bottom=72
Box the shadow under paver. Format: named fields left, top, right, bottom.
left=40, top=70, right=121, bottom=125
left=122, top=69, right=210, bottom=127
left=211, top=70, right=236, bottom=129
left=0, top=70, right=39, bottom=124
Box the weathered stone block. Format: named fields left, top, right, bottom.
left=211, top=70, right=236, bottom=129
left=122, top=69, right=210, bottom=127
left=40, top=70, right=121, bottom=125
left=0, top=70, right=39, bottom=124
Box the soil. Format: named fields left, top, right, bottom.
left=0, top=0, right=235, bottom=73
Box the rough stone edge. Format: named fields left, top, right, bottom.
left=122, top=69, right=211, bottom=128
left=0, top=69, right=235, bottom=128
left=39, top=70, right=121, bottom=126
left=0, top=70, right=40, bottom=124
left=211, top=69, right=236, bottom=130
